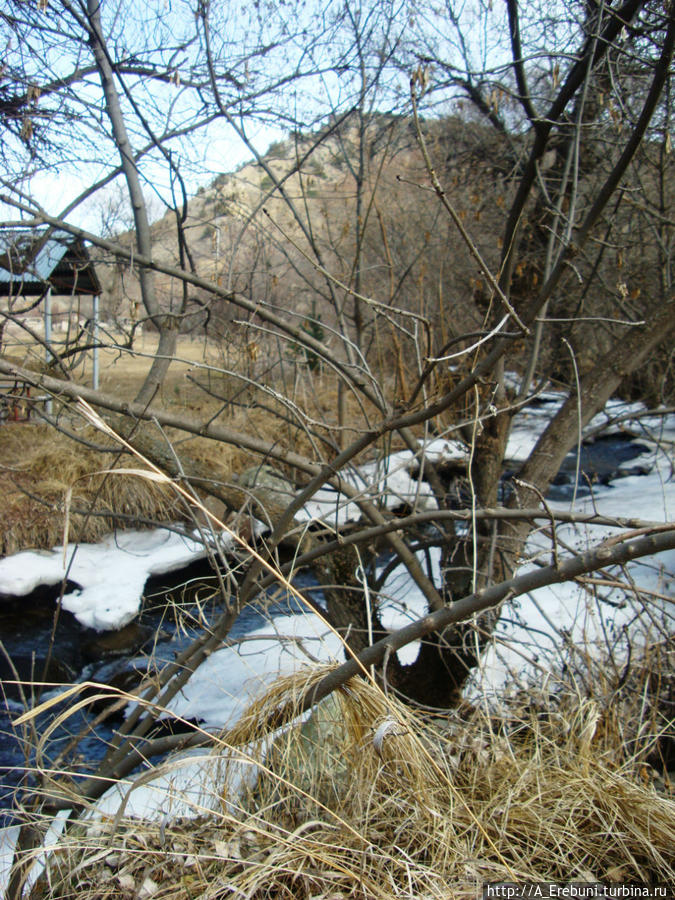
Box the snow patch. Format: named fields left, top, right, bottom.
left=0, top=530, right=208, bottom=631
left=165, top=611, right=344, bottom=728
left=378, top=545, right=442, bottom=665
left=298, top=450, right=437, bottom=526
left=92, top=610, right=346, bottom=823
left=91, top=749, right=260, bottom=822
left=471, top=450, right=674, bottom=700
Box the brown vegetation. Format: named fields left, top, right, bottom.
left=0, top=422, right=179, bottom=556
left=1, top=2, right=674, bottom=893
left=98, top=113, right=675, bottom=405
left=17, top=646, right=675, bottom=899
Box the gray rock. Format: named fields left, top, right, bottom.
left=260, top=693, right=349, bottom=808
left=233, top=465, right=296, bottom=523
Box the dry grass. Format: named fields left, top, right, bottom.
left=4, top=335, right=672, bottom=896
left=0, top=332, right=415, bottom=553
left=18, top=657, right=675, bottom=900
left=0, top=422, right=181, bottom=555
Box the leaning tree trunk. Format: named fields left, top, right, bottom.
left=86, top=0, right=178, bottom=406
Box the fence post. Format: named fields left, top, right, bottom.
left=44, top=287, right=53, bottom=416
left=92, top=294, right=99, bottom=390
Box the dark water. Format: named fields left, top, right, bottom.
left=445, top=435, right=650, bottom=507
left=0, top=433, right=652, bottom=824
left=547, top=435, right=650, bottom=499
left=0, top=562, right=319, bottom=826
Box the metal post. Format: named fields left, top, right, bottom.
left=92, top=294, right=99, bottom=390
left=44, top=287, right=52, bottom=350
left=44, top=288, right=53, bottom=416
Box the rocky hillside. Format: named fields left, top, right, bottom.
left=97, top=114, right=509, bottom=344
left=96, top=110, right=673, bottom=401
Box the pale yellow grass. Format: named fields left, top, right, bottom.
left=1, top=322, right=436, bottom=560
left=1, top=329, right=414, bottom=553
left=15, top=662, right=675, bottom=899
left=0, top=421, right=181, bottom=555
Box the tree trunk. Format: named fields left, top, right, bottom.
left=86, top=0, right=176, bottom=405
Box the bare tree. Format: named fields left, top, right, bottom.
left=0, top=3, right=673, bottom=883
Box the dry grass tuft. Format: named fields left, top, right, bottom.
left=0, top=423, right=181, bottom=555
left=0, top=348, right=405, bottom=557
left=22, top=659, right=675, bottom=899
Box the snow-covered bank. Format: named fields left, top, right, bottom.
left=296, top=450, right=438, bottom=526
left=93, top=611, right=345, bottom=823
left=0, top=813, right=69, bottom=900
left=165, top=611, right=343, bottom=730
left=428, top=394, right=675, bottom=468
left=0, top=451, right=436, bottom=631
left=1, top=393, right=669, bottom=634
left=0, top=390, right=672, bottom=855
left=150, top=405, right=674, bottom=776
left=297, top=395, right=674, bottom=528
left=471, top=448, right=674, bottom=698
left=0, top=529, right=208, bottom=631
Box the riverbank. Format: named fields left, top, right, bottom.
left=0, top=391, right=673, bottom=898
left=3, top=665, right=674, bottom=899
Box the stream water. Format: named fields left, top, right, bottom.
left=0, top=434, right=653, bottom=824
left=0, top=565, right=317, bottom=826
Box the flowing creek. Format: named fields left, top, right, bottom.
left=0, top=434, right=655, bottom=823
left=0, top=563, right=318, bottom=826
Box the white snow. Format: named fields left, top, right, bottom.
left=378, top=545, right=442, bottom=664
left=469, top=447, right=674, bottom=700
left=0, top=827, right=20, bottom=900
left=165, top=610, right=344, bottom=728
left=0, top=381, right=667, bottom=638
left=0, top=384, right=673, bottom=860
left=417, top=437, right=468, bottom=464
left=298, top=450, right=437, bottom=526
left=0, top=608, right=346, bottom=886
left=506, top=397, right=562, bottom=462
left=91, top=748, right=260, bottom=822
left=585, top=398, right=675, bottom=441
left=0, top=530, right=208, bottom=631
left=90, top=609, right=345, bottom=824
left=95, top=423, right=672, bottom=822
left=504, top=391, right=668, bottom=463
left=0, top=811, right=70, bottom=899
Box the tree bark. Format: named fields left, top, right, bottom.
left=86, top=0, right=178, bottom=405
